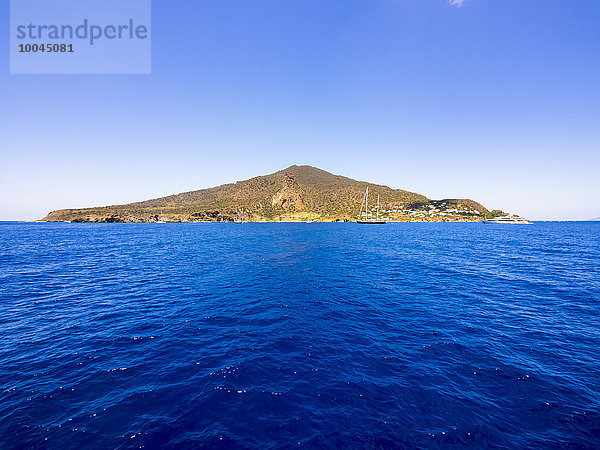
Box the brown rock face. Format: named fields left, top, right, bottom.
left=271, top=187, right=304, bottom=209
left=279, top=192, right=304, bottom=209
left=269, top=171, right=305, bottom=210
left=285, top=172, right=296, bottom=184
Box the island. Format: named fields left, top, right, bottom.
left=42, top=165, right=503, bottom=223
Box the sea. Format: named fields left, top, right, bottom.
left=1, top=221, right=599, bottom=448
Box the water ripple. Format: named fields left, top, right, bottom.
left=0, top=221, right=599, bottom=448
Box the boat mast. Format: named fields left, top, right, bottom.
left=365, top=187, right=369, bottom=220
left=377, top=195, right=380, bottom=220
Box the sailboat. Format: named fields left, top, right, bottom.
left=357, top=187, right=387, bottom=224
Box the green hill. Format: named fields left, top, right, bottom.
left=42, top=165, right=491, bottom=223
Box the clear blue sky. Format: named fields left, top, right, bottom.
left=1, top=0, right=599, bottom=220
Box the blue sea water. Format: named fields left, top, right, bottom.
left=0, top=221, right=599, bottom=448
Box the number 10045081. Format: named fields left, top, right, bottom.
left=19, top=44, right=74, bottom=53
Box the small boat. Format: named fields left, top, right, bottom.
left=483, top=215, right=532, bottom=224
left=357, top=187, right=386, bottom=224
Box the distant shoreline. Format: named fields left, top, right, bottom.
left=4, top=220, right=599, bottom=224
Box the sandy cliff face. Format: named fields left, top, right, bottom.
left=272, top=187, right=305, bottom=210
